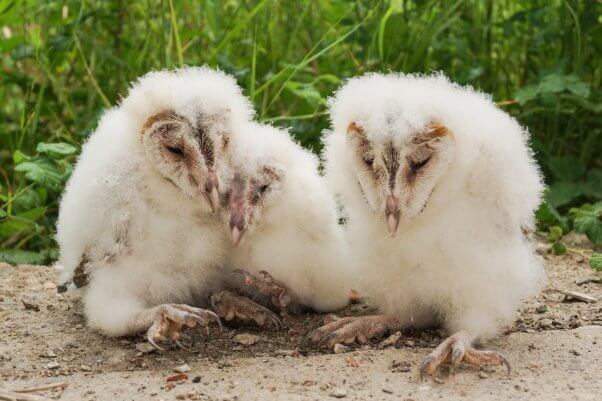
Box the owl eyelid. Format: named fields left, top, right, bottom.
left=409, top=154, right=432, bottom=170
left=165, top=145, right=184, bottom=155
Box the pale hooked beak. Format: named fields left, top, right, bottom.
left=385, top=194, right=400, bottom=236
left=229, top=212, right=245, bottom=247
left=231, top=226, right=243, bottom=247
left=203, top=172, right=220, bottom=212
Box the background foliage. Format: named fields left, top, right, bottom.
left=0, top=0, right=600, bottom=264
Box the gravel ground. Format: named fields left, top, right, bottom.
left=0, top=240, right=600, bottom=401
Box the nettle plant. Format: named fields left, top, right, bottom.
left=0, top=142, right=77, bottom=264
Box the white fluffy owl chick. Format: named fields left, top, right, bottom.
left=216, top=122, right=354, bottom=317
left=55, top=67, right=254, bottom=347
left=306, top=72, right=545, bottom=377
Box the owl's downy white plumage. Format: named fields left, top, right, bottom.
left=309, top=72, right=545, bottom=376
left=219, top=122, right=353, bottom=314
left=55, top=67, right=254, bottom=345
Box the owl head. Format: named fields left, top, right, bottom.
left=329, top=73, right=456, bottom=235
left=122, top=66, right=254, bottom=211
left=219, top=122, right=311, bottom=246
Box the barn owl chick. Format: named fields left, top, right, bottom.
left=210, top=122, right=354, bottom=324
left=305, top=73, right=545, bottom=377
left=56, top=67, right=254, bottom=347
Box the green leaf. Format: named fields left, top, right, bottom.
left=548, top=156, right=586, bottom=181
left=547, top=226, right=563, bottom=242
left=572, top=216, right=602, bottom=246
left=546, top=181, right=583, bottom=207
left=14, top=160, right=63, bottom=188
left=0, top=217, right=35, bottom=237
left=538, top=74, right=565, bottom=94
left=536, top=201, right=568, bottom=231
left=12, top=150, right=28, bottom=164
left=0, top=249, right=47, bottom=265
left=590, top=253, right=602, bottom=271
left=514, top=84, right=539, bottom=104
left=0, top=209, right=6, bottom=218
left=583, top=169, right=602, bottom=199
left=36, top=142, right=78, bottom=157
left=552, top=241, right=567, bottom=255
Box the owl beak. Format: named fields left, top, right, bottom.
left=229, top=213, right=246, bottom=247
left=204, top=173, right=220, bottom=212
left=385, top=194, right=400, bottom=236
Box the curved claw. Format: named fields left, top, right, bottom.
left=501, top=355, right=512, bottom=375
left=203, top=309, right=223, bottom=335
left=147, top=331, right=164, bottom=351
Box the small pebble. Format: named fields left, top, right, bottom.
left=233, top=333, right=258, bottom=346
left=192, top=376, right=201, bottom=383
left=135, top=342, right=156, bottom=354
left=46, top=361, right=60, bottom=370
left=403, top=340, right=415, bottom=347
left=379, top=331, right=402, bottom=348
left=329, top=388, right=347, bottom=398
left=382, top=388, right=393, bottom=394
left=21, top=296, right=40, bottom=311
left=535, top=305, right=548, bottom=314
left=333, top=343, right=351, bottom=354
left=174, top=364, right=190, bottom=373
left=80, top=365, right=91, bottom=372
left=478, top=372, right=489, bottom=379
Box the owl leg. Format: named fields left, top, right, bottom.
left=210, top=290, right=282, bottom=330
left=233, top=269, right=291, bottom=317
left=300, top=315, right=400, bottom=350
left=420, top=331, right=511, bottom=379
left=135, top=304, right=222, bottom=350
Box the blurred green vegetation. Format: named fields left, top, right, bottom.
left=0, top=0, right=600, bottom=264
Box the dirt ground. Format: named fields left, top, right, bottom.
left=1, top=240, right=600, bottom=401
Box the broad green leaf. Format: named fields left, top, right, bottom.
left=535, top=201, right=568, bottom=231
left=0, top=217, right=35, bottom=237
left=590, top=253, right=602, bottom=272
left=514, top=85, right=539, bottom=104
left=583, top=169, right=602, bottom=199
left=15, top=160, right=63, bottom=188
left=12, top=150, right=28, bottom=164
left=538, top=74, right=565, bottom=94
left=36, top=142, right=78, bottom=157
left=0, top=209, right=5, bottom=218
left=548, top=156, right=586, bottom=181
left=17, top=206, right=47, bottom=222
left=546, top=181, right=583, bottom=208
left=572, top=213, right=602, bottom=246
left=0, top=249, right=46, bottom=265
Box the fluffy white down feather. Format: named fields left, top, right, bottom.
left=323, top=72, right=545, bottom=339
left=55, top=67, right=253, bottom=336
left=225, top=122, right=354, bottom=312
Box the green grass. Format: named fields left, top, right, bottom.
left=0, top=0, right=601, bottom=264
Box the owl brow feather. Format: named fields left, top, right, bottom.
left=383, top=141, right=400, bottom=190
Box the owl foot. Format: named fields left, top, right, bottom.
left=300, top=315, right=398, bottom=350
left=420, top=331, right=511, bottom=379
left=233, top=269, right=291, bottom=317
left=146, top=304, right=222, bottom=350
left=210, top=290, right=282, bottom=330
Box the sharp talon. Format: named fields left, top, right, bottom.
left=147, top=335, right=164, bottom=351
left=419, top=356, right=433, bottom=379
left=502, top=356, right=511, bottom=375
left=317, top=332, right=336, bottom=350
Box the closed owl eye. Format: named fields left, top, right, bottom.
left=166, top=145, right=184, bottom=155
left=258, top=184, right=270, bottom=196
left=409, top=155, right=432, bottom=171
left=362, top=155, right=375, bottom=168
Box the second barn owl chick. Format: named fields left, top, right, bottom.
left=304, top=73, right=545, bottom=378
left=56, top=67, right=254, bottom=348
left=210, top=122, right=355, bottom=325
